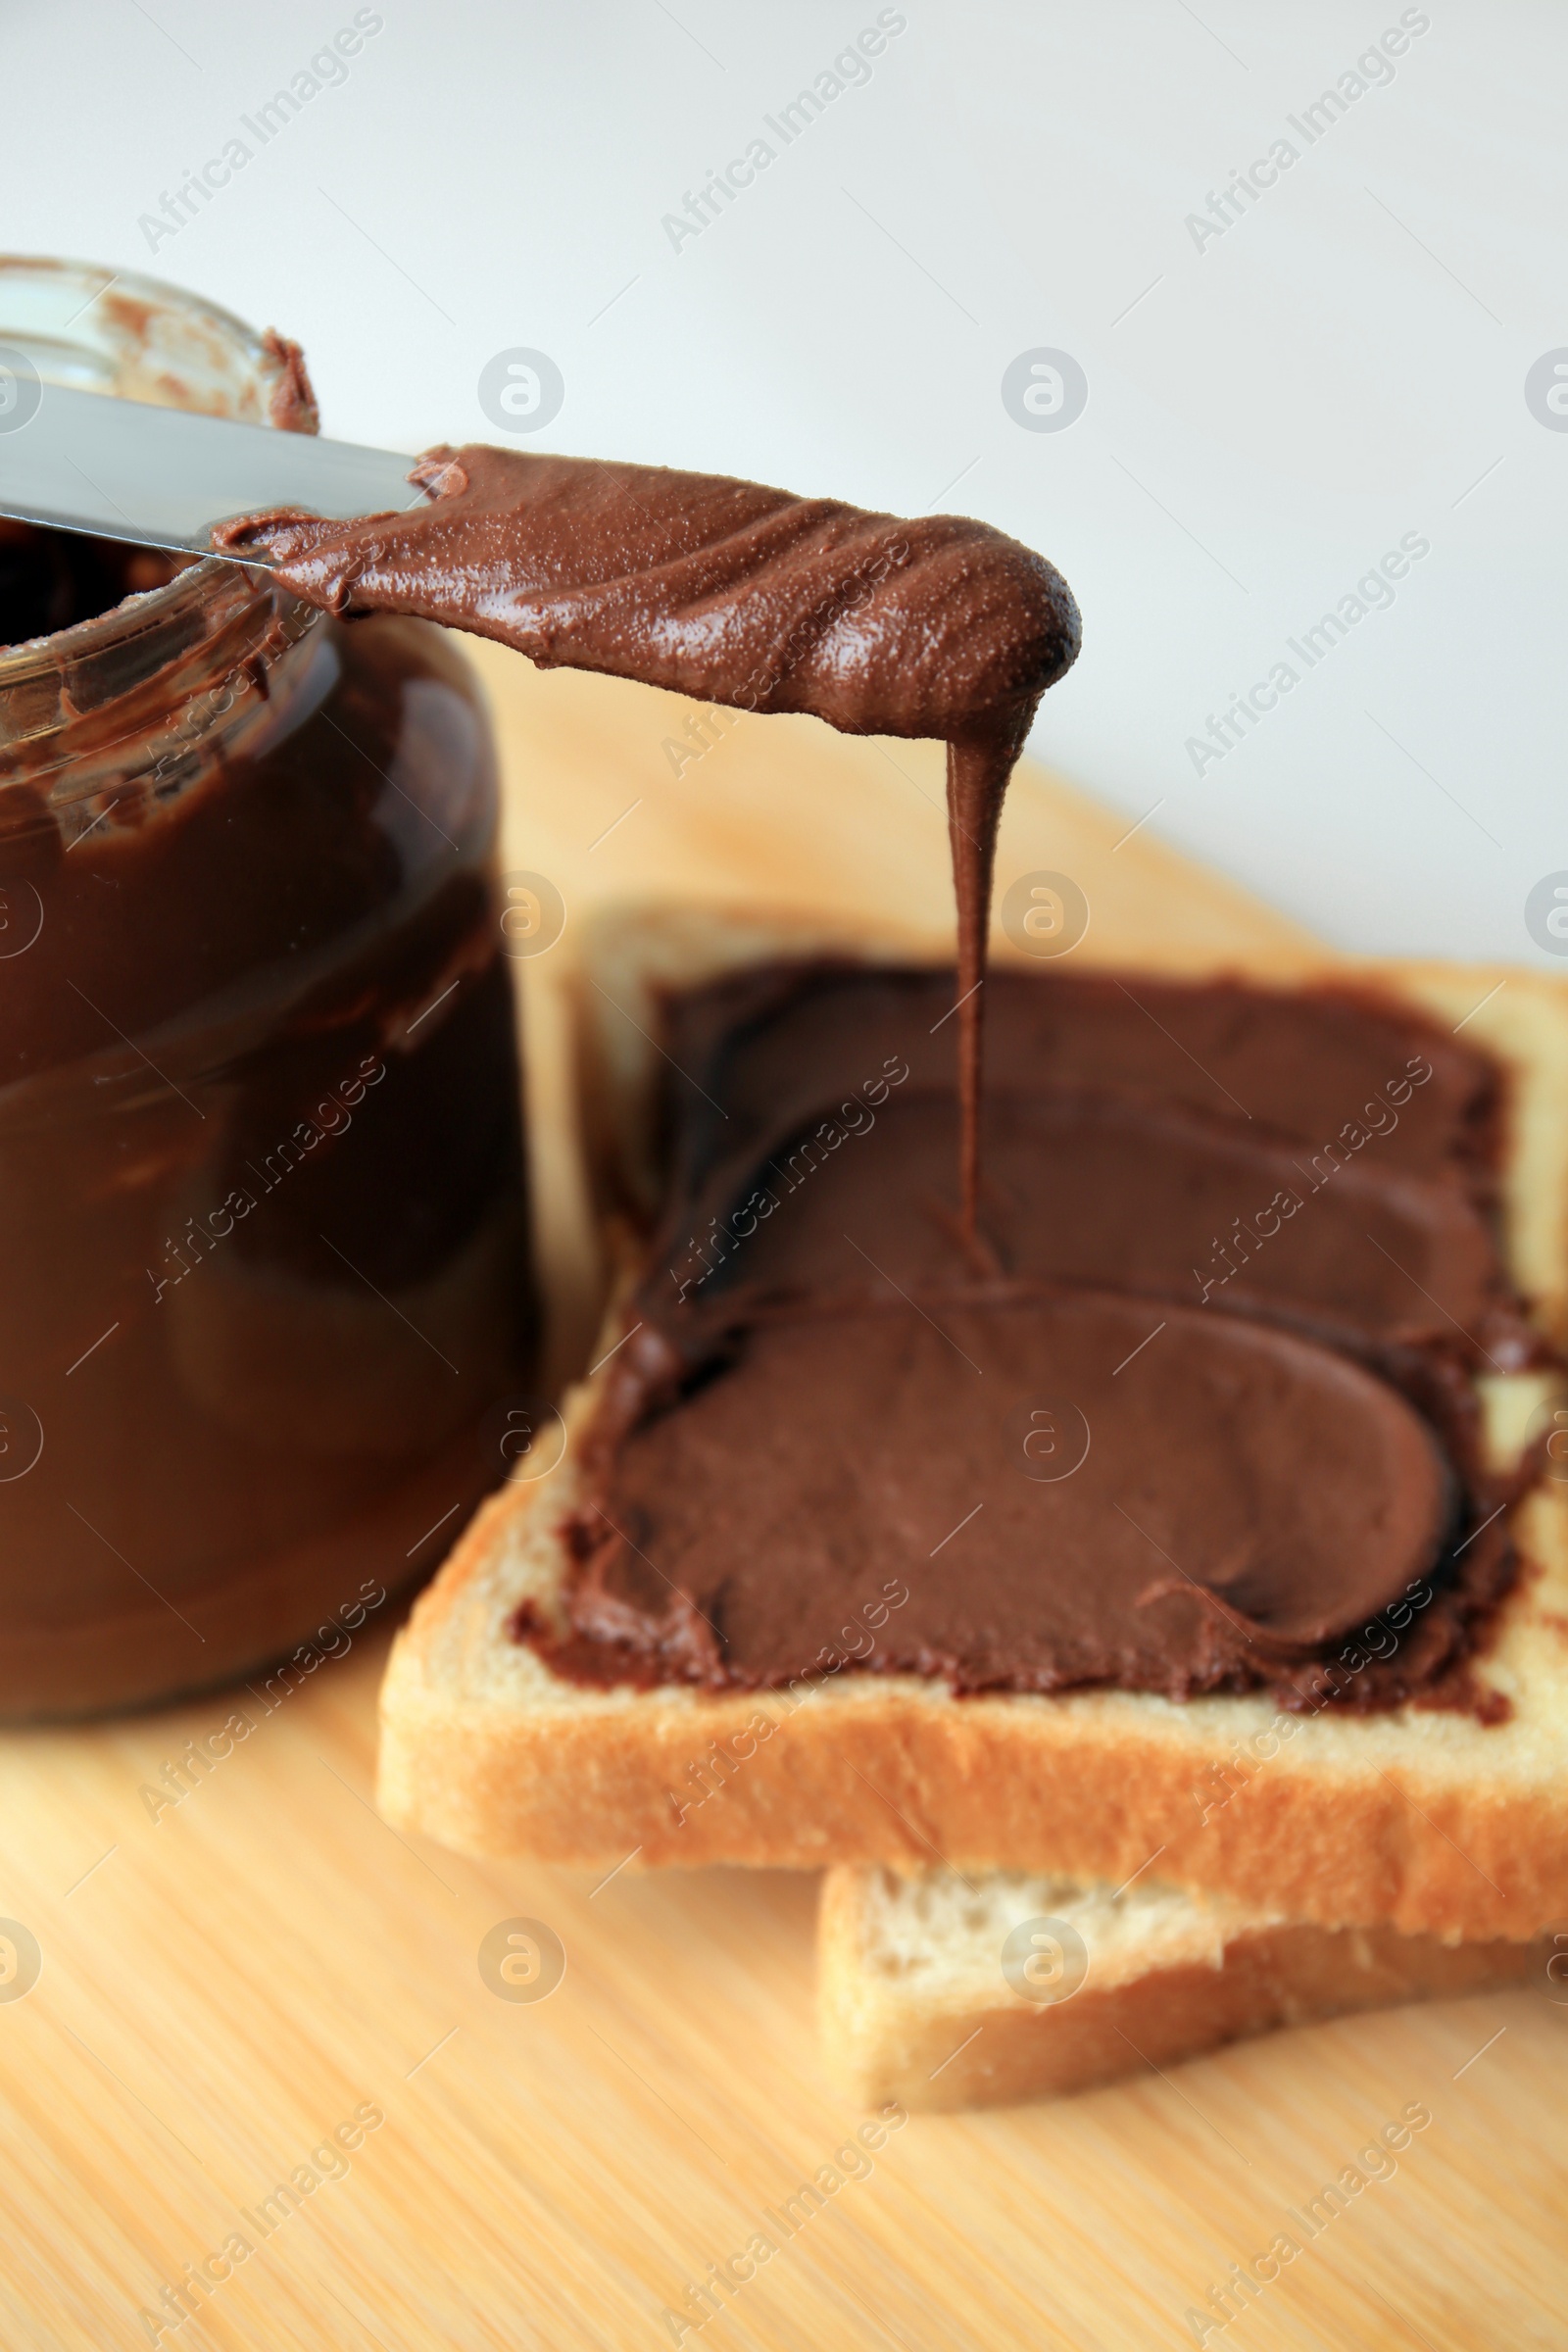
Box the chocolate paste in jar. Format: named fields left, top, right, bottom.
left=0, top=524, right=535, bottom=1714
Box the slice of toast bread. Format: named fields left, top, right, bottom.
left=377, top=906, right=1568, bottom=1940
left=815, top=1864, right=1550, bottom=2112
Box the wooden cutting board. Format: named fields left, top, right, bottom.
left=0, top=647, right=1560, bottom=2352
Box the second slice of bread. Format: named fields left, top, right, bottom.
left=816, top=1865, right=1547, bottom=2112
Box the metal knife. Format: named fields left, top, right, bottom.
left=0, top=372, right=423, bottom=562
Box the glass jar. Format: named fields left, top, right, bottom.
left=0, top=259, right=536, bottom=1715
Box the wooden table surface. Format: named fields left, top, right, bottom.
left=2, top=649, right=1563, bottom=2352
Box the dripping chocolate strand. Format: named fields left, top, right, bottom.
left=946, top=713, right=1030, bottom=1236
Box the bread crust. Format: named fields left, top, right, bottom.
left=377, top=906, right=1568, bottom=1940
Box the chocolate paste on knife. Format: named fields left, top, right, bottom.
left=215, top=446, right=1082, bottom=1228
left=525, top=961, right=1530, bottom=1712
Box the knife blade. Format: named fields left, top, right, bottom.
left=0, top=371, right=424, bottom=563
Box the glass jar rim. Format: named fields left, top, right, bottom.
left=0, top=550, right=255, bottom=688
left=0, top=254, right=313, bottom=671
left=0, top=256, right=319, bottom=771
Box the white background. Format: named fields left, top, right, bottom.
left=8, top=0, right=1566, bottom=958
